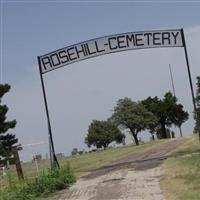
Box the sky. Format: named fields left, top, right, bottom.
left=0, top=0, right=200, bottom=161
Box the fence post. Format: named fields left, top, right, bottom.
left=12, top=146, right=24, bottom=180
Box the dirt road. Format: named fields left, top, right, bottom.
left=51, top=138, right=188, bottom=200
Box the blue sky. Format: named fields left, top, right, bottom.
left=1, top=1, right=200, bottom=161
left=2, top=1, right=200, bottom=83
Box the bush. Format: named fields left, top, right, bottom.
left=0, top=163, right=76, bottom=200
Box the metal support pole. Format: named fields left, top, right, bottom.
left=37, top=57, right=59, bottom=168
left=181, top=29, right=200, bottom=141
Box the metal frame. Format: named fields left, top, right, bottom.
left=181, top=29, right=199, bottom=141
left=37, top=28, right=199, bottom=168
left=37, top=57, right=59, bottom=168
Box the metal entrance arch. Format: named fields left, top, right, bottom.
left=37, top=28, right=198, bottom=168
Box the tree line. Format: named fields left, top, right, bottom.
left=85, top=91, right=191, bottom=149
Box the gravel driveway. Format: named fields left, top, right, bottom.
left=51, top=138, right=187, bottom=200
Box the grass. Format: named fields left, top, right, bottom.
left=161, top=134, right=200, bottom=200
left=61, top=139, right=167, bottom=177
left=11, top=140, right=167, bottom=179
left=0, top=164, right=75, bottom=200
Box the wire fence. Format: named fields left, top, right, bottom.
left=0, top=141, right=51, bottom=191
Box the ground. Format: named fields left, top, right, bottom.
left=50, top=138, right=188, bottom=200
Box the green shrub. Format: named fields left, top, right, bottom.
left=0, top=163, right=76, bottom=200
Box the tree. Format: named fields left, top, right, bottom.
left=156, top=126, right=169, bottom=139
left=71, top=148, right=78, bottom=156
left=194, top=76, right=200, bottom=134
left=142, top=92, right=188, bottom=139
left=85, top=120, right=125, bottom=149
left=173, top=104, right=189, bottom=137
left=110, top=98, right=156, bottom=145
left=0, top=84, right=18, bottom=161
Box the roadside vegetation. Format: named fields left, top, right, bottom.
left=0, top=164, right=75, bottom=200
left=161, top=135, right=200, bottom=200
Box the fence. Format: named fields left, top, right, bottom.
left=0, top=141, right=51, bottom=191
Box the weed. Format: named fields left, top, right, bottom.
left=0, top=163, right=75, bottom=200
